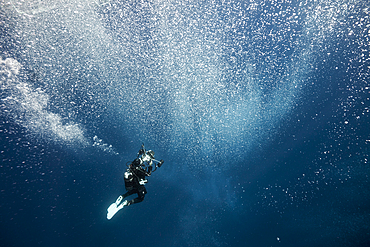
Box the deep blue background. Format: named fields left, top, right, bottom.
left=1, top=0, right=370, bottom=246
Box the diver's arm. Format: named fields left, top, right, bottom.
left=137, top=144, right=145, bottom=157
left=147, top=165, right=152, bottom=175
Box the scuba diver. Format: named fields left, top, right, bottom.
left=107, top=144, right=164, bottom=220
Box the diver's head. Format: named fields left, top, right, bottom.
left=130, top=158, right=141, bottom=167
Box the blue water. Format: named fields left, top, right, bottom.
left=1, top=0, right=369, bottom=246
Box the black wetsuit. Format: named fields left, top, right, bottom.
left=122, top=158, right=152, bottom=205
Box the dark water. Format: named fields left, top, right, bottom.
left=1, top=0, right=369, bottom=246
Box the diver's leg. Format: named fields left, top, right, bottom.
left=116, top=189, right=136, bottom=206
left=127, top=186, right=147, bottom=205
left=122, top=189, right=136, bottom=198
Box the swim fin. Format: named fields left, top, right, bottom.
left=107, top=196, right=127, bottom=220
